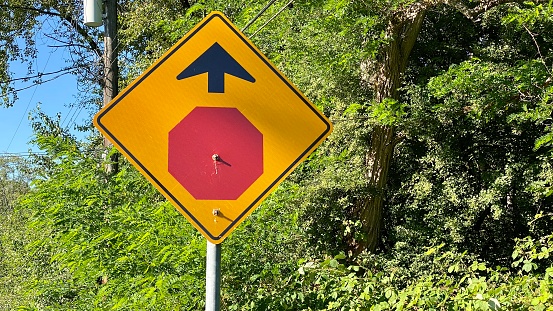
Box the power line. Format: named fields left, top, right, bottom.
left=0, top=147, right=106, bottom=158
left=62, top=103, right=81, bottom=129
left=0, top=152, right=48, bottom=158
left=4, top=20, right=62, bottom=153
left=4, top=61, right=45, bottom=153
left=65, top=106, right=85, bottom=131
left=242, top=0, right=279, bottom=32
left=8, top=71, right=78, bottom=94
left=250, top=0, right=294, bottom=38
left=4, top=58, right=54, bottom=152
left=0, top=66, right=83, bottom=84
left=61, top=105, right=75, bottom=128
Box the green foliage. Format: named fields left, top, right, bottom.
left=0, top=155, right=31, bottom=211
left=231, top=246, right=553, bottom=310
left=8, top=129, right=313, bottom=309
left=0, top=0, right=42, bottom=106
left=0, top=156, right=35, bottom=310
left=368, top=98, right=407, bottom=126
left=221, top=181, right=312, bottom=310
left=2, top=0, right=553, bottom=309
left=0, top=0, right=104, bottom=108
left=383, top=2, right=553, bottom=266
left=15, top=135, right=206, bottom=310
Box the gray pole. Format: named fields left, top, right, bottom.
left=206, top=241, right=221, bottom=311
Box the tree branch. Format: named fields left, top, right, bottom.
left=399, top=9, right=427, bottom=71
left=443, top=0, right=528, bottom=21
left=56, top=9, right=103, bottom=59
left=43, top=33, right=93, bottom=51
left=522, top=24, right=553, bottom=77
left=0, top=4, right=102, bottom=58
left=0, top=4, right=60, bottom=17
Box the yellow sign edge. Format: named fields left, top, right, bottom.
left=93, top=11, right=333, bottom=243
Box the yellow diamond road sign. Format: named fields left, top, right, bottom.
left=94, top=11, right=333, bottom=243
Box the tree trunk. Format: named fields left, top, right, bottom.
left=351, top=7, right=427, bottom=255
left=354, top=125, right=396, bottom=253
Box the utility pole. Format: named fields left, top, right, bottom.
left=84, top=0, right=119, bottom=171
left=103, top=0, right=118, bottom=113
left=103, top=0, right=119, bottom=172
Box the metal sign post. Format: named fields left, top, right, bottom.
left=206, top=241, right=221, bottom=311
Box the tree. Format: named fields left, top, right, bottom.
left=257, top=0, right=552, bottom=255
left=0, top=0, right=104, bottom=108
left=3, top=0, right=552, bottom=308
left=0, top=155, right=34, bottom=309
left=348, top=0, right=552, bottom=254
left=0, top=155, right=31, bottom=211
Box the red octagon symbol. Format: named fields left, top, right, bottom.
left=168, top=107, right=263, bottom=200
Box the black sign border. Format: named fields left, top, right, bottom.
left=96, top=12, right=332, bottom=242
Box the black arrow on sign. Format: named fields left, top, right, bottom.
left=176, top=42, right=255, bottom=93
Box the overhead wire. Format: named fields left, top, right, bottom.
left=5, top=38, right=50, bottom=152
left=242, top=1, right=376, bottom=125
left=64, top=105, right=80, bottom=129
left=241, top=0, right=279, bottom=32
left=250, top=0, right=294, bottom=38
left=0, top=147, right=107, bottom=159
left=9, top=71, right=79, bottom=94
left=49, top=15, right=91, bottom=133
left=4, top=88, right=38, bottom=153
left=61, top=105, right=75, bottom=128
left=65, top=105, right=85, bottom=131
left=0, top=152, right=48, bottom=158
left=4, top=17, right=66, bottom=153
left=0, top=66, right=84, bottom=84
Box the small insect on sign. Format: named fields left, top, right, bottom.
left=94, top=11, right=333, bottom=243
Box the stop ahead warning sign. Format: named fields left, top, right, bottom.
left=94, top=11, right=333, bottom=243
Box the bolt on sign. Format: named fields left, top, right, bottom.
left=94, top=11, right=333, bottom=243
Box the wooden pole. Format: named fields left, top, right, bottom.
left=103, top=0, right=118, bottom=111
left=103, top=0, right=119, bottom=173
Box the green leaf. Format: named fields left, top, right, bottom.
left=343, top=103, right=363, bottom=115
left=185, top=3, right=205, bottom=18
left=522, top=262, right=534, bottom=272
left=488, top=298, right=501, bottom=310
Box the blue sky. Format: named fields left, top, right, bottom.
left=1, top=31, right=88, bottom=154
